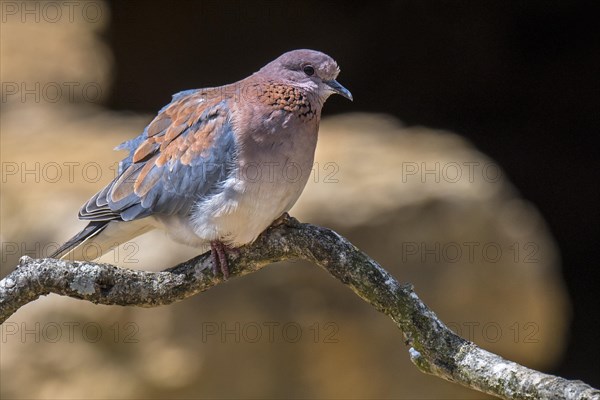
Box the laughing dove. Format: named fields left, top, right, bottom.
left=51, top=49, right=352, bottom=277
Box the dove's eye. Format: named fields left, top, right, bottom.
left=303, top=65, right=315, bottom=76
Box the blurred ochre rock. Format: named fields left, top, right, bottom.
left=0, top=6, right=570, bottom=398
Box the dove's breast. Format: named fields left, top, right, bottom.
left=190, top=108, right=319, bottom=246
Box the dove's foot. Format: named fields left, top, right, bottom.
left=210, top=240, right=232, bottom=279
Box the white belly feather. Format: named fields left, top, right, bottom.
left=191, top=172, right=302, bottom=246
left=154, top=160, right=309, bottom=249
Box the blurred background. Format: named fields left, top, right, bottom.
left=1, top=1, right=598, bottom=398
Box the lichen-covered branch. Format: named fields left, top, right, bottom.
left=0, top=217, right=597, bottom=400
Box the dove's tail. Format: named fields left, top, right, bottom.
left=51, top=220, right=154, bottom=262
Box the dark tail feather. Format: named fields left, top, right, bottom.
left=50, top=221, right=109, bottom=259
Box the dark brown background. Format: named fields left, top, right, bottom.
left=103, top=0, right=599, bottom=386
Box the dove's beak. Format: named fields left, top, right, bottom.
left=325, top=80, right=353, bottom=101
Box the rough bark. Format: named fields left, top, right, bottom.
left=0, top=217, right=597, bottom=400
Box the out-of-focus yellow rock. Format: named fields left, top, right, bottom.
left=0, top=5, right=569, bottom=399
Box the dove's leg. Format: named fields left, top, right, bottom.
left=270, top=212, right=291, bottom=228
left=210, top=240, right=231, bottom=279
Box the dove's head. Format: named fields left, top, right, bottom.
left=258, top=49, right=353, bottom=102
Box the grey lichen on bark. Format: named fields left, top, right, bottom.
left=0, top=216, right=598, bottom=400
